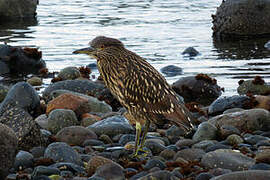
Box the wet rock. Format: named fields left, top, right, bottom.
left=86, top=155, right=120, bottom=176
left=119, top=134, right=135, bottom=145
left=201, top=149, right=255, bottom=171
left=211, top=170, right=270, bottom=180
left=195, top=172, right=214, bottom=180
left=265, top=40, right=270, bottom=49
left=47, top=109, right=79, bottom=134
left=175, top=138, right=196, bottom=148
left=83, top=139, right=105, bottom=147
left=226, top=134, right=244, bottom=146
left=244, top=135, right=269, bottom=145
left=208, top=95, right=251, bottom=115
left=0, top=82, right=40, bottom=116
left=0, top=123, right=17, bottom=179
left=87, top=63, right=98, bottom=70
left=255, top=149, right=270, bottom=163
left=0, top=84, right=8, bottom=102
left=44, top=142, right=83, bottom=166
left=192, top=140, right=217, bottom=150
left=35, top=114, right=48, bottom=130
left=144, top=158, right=166, bottom=170
left=219, top=125, right=241, bottom=139
left=174, top=148, right=205, bottom=161
left=91, top=162, right=124, bottom=180
left=209, top=108, right=270, bottom=132
left=27, top=76, right=43, bottom=86
left=138, top=170, right=178, bottom=180
left=159, top=149, right=176, bottom=160
left=58, top=66, right=80, bottom=80
left=209, top=168, right=232, bottom=176
left=205, top=143, right=232, bottom=153
left=193, top=122, right=218, bottom=142
left=55, top=126, right=97, bottom=146
left=0, top=45, right=45, bottom=76
left=30, top=146, right=46, bottom=158
left=182, top=47, right=199, bottom=57
left=0, top=105, right=45, bottom=150
left=50, top=162, right=85, bottom=175
left=249, top=163, right=270, bottom=170
left=212, top=0, right=270, bottom=39
left=88, top=115, right=134, bottom=137
left=237, top=79, right=270, bottom=95
left=223, top=108, right=244, bottom=114
left=42, top=80, right=105, bottom=102
left=144, top=139, right=166, bottom=155
left=165, top=125, right=186, bottom=144
left=14, top=150, right=34, bottom=170
left=81, top=113, right=101, bottom=127
left=160, top=65, right=183, bottom=77
left=172, top=74, right=222, bottom=105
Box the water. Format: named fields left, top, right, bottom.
left=1, top=0, right=270, bottom=96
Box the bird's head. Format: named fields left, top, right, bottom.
left=73, top=36, right=124, bottom=58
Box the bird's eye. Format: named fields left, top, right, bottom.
left=100, top=45, right=105, bottom=49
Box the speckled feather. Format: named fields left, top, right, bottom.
left=91, top=36, right=194, bottom=131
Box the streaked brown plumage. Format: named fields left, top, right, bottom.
left=73, top=36, right=195, bottom=156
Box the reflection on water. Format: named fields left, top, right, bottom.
left=0, top=0, right=269, bottom=96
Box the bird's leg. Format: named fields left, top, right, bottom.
left=133, top=122, right=142, bottom=157
left=138, top=120, right=150, bottom=151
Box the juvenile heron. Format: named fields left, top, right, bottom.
left=73, top=36, right=195, bottom=157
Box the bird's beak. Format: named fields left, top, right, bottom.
left=73, top=47, right=95, bottom=55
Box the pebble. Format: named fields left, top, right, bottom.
left=255, top=149, right=270, bottom=163
left=165, top=125, right=186, bottom=144
left=143, top=159, right=166, bottom=170
left=192, top=122, right=218, bottom=142
left=58, top=66, right=81, bottom=80
left=14, top=151, right=34, bottom=170
left=32, top=166, right=60, bottom=178
left=174, top=148, right=206, bottom=162
left=192, top=140, right=217, bottom=150
left=27, top=76, right=43, bottom=86
left=237, top=79, right=270, bottom=95
left=249, top=163, right=270, bottom=170
left=211, top=170, right=270, bottom=180
left=91, top=162, right=125, bottom=180
left=0, top=84, right=9, bottom=102
left=160, top=65, right=183, bottom=77
left=144, top=139, right=166, bottom=155
left=226, top=134, right=244, bottom=145
left=182, top=47, right=199, bottom=56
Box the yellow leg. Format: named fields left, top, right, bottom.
left=133, top=122, right=141, bottom=157
left=139, top=120, right=150, bottom=150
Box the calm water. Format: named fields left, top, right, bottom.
left=0, top=0, right=270, bottom=96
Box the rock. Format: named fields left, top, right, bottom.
left=165, top=125, right=186, bottom=144
left=83, top=139, right=105, bottom=147
left=30, top=146, right=46, bottom=158
left=209, top=168, right=232, bottom=176
left=265, top=40, right=270, bottom=49
left=205, top=143, right=232, bottom=153
left=201, top=149, right=255, bottom=171
left=255, top=95, right=270, bottom=111
left=0, top=105, right=45, bottom=150
left=160, top=65, right=183, bottom=77
left=0, top=82, right=40, bottom=116
left=81, top=113, right=101, bottom=127
left=47, top=109, right=79, bottom=134
left=14, top=150, right=34, bottom=170
left=143, top=158, right=166, bottom=170
left=195, top=172, right=214, bottom=180
left=49, top=162, right=85, bottom=175
left=32, top=166, right=60, bottom=178
left=192, top=140, right=217, bottom=150
left=0, top=45, right=45, bottom=76
left=35, top=114, right=48, bottom=129
left=144, top=139, right=166, bottom=155
left=211, top=170, right=270, bottom=180
left=219, top=125, right=241, bottom=139
left=44, top=142, right=83, bottom=166
left=208, top=95, right=251, bottom=115
left=174, top=148, right=206, bottom=162
left=138, top=170, right=178, bottom=180
left=0, top=123, right=17, bottom=179
left=209, top=108, right=270, bottom=132
left=55, top=126, right=97, bottom=146
left=87, top=63, right=98, bottom=70
left=119, top=134, right=135, bottom=146
left=91, top=163, right=124, bottom=180
left=58, top=66, right=80, bottom=80
left=193, top=122, right=218, bottom=142
left=223, top=108, right=244, bottom=114
left=175, top=138, right=196, bottom=148
left=212, top=0, right=270, bottom=39
left=182, top=47, right=199, bottom=57
left=42, top=80, right=105, bottom=102
left=27, top=76, right=43, bottom=86
left=255, top=149, right=270, bottom=163
left=172, top=74, right=222, bottom=105
left=250, top=163, right=270, bottom=170
left=0, top=84, right=8, bottom=102
left=237, top=79, right=270, bottom=95
left=0, top=0, right=38, bottom=18
left=226, top=134, right=244, bottom=146
left=159, top=149, right=176, bottom=160
left=86, top=155, right=121, bottom=176
left=88, top=115, right=134, bottom=137
left=244, top=135, right=269, bottom=145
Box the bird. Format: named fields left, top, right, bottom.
left=73, top=36, right=195, bottom=157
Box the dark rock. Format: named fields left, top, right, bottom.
left=209, top=108, right=270, bottom=133
left=171, top=168, right=183, bottom=179
left=265, top=41, right=270, bottom=49
left=0, top=45, right=45, bottom=76
left=35, top=114, right=48, bottom=130
left=58, top=66, right=80, bottom=80
left=60, top=170, right=73, bottom=178
left=223, top=108, right=244, bottom=114
left=83, top=139, right=105, bottom=147
left=211, top=170, right=270, bottom=180
left=250, top=163, right=270, bottom=170
left=255, top=149, right=270, bottom=164
left=118, top=134, right=135, bottom=145
left=201, top=149, right=255, bottom=171
left=55, top=126, right=97, bottom=146
left=208, top=95, right=251, bottom=115
left=212, top=0, right=270, bottom=39
left=174, top=148, right=205, bottom=161
left=0, top=123, right=17, bottom=179
left=14, top=150, right=34, bottom=170
left=129, top=171, right=148, bottom=180
left=92, top=163, right=125, bottom=180
left=32, top=175, right=51, bottom=180
left=226, top=134, right=244, bottom=145
left=0, top=84, right=8, bottom=102
left=192, top=122, right=218, bottom=142
left=159, top=149, right=176, bottom=160
left=87, top=63, right=98, bottom=70
left=44, top=142, right=83, bottom=166
left=143, top=159, right=166, bottom=170
left=50, top=162, right=85, bottom=175
left=219, top=125, right=241, bottom=139
left=192, top=140, right=217, bottom=150
left=182, top=47, right=199, bottom=57
left=160, top=65, right=183, bottom=77
left=195, top=172, right=214, bottom=180
left=237, top=80, right=270, bottom=95
left=245, top=135, right=269, bottom=145
left=175, top=138, right=196, bottom=148
left=205, top=143, right=232, bottom=152
left=88, top=115, right=134, bottom=137
left=144, top=140, right=166, bottom=155
left=32, top=166, right=60, bottom=178
left=172, top=74, right=222, bottom=105
left=47, top=109, right=79, bottom=134
left=209, top=168, right=232, bottom=176
left=138, top=170, right=178, bottom=180
left=30, top=146, right=46, bottom=158
left=165, top=125, right=186, bottom=144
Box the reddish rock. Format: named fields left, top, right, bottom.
left=255, top=95, right=270, bottom=111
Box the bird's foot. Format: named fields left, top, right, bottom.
left=131, top=148, right=150, bottom=159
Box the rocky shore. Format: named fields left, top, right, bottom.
left=0, top=61, right=270, bottom=180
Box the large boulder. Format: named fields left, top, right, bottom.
left=0, top=45, right=46, bottom=76
left=212, top=0, right=270, bottom=39
left=0, top=0, right=38, bottom=19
